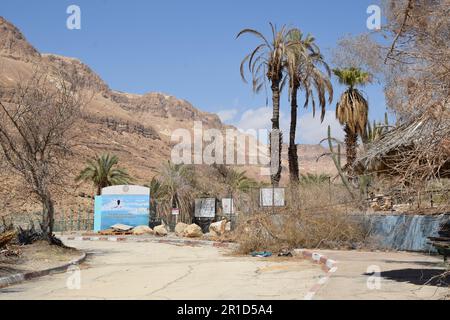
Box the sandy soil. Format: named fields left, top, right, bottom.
left=0, top=241, right=81, bottom=278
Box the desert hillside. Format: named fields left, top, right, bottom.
left=0, top=17, right=336, bottom=213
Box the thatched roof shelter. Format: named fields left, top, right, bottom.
left=355, top=110, right=450, bottom=182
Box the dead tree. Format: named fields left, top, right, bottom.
left=0, top=67, right=85, bottom=243
left=333, top=0, right=450, bottom=187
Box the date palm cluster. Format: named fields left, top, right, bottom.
left=237, top=23, right=371, bottom=185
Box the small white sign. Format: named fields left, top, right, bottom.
left=171, top=208, right=180, bottom=216
left=260, top=188, right=285, bottom=207
left=222, top=198, right=234, bottom=215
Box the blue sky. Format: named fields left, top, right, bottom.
left=2, top=0, right=388, bottom=144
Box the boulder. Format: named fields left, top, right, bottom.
left=175, top=222, right=189, bottom=237
left=154, top=224, right=168, bottom=236
left=133, top=225, right=153, bottom=235
left=111, top=224, right=133, bottom=231
left=184, top=224, right=203, bottom=238
left=209, top=220, right=227, bottom=237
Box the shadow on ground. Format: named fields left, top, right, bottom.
left=365, top=269, right=450, bottom=287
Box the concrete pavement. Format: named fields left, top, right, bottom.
left=314, top=250, right=449, bottom=300
left=0, top=240, right=323, bottom=300
left=0, top=240, right=448, bottom=300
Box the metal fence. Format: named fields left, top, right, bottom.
left=2, top=206, right=94, bottom=233
left=53, top=207, right=94, bottom=232
left=3, top=185, right=448, bottom=234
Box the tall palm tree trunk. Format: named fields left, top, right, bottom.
left=288, top=86, right=300, bottom=184
left=271, top=81, right=282, bottom=187
left=271, top=82, right=281, bottom=130
left=344, top=124, right=358, bottom=175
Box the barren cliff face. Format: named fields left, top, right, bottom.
left=0, top=17, right=40, bottom=59
left=0, top=16, right=336, bottom=213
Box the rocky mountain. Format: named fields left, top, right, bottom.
left=0, top=17, right=40, bottom=59
left=0, top=17, right=336, bottom=213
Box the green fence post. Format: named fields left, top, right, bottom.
left=91, top=209, right=93, bottom=231
left=70, top=209, right=74, bottom=231
left=77, top=206, right=81, bottom=231
left=62, top=209, right=66, bottom=233
left=84, top=207, right=88, bottom=231
left=53, top=209, right=58, bottom=232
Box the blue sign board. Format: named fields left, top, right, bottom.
left=94, top=194, right=150, bottom=231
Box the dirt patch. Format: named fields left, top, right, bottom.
left=0, top=241, right=81, bottom=277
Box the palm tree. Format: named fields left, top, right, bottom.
left=364, top=113, right=390, bottom=146
left=146, top=177, right=165, bottom=219
left=147, top=177, right=165, bottom=201
left=224, top=168, right=256, bottom=194
left=299, top=173, right=331, bottom=185
left=285, top=29, right=333, bottom=183
left=216, top=166, right=257, bottom=219
left=333, top=67, right=371, bottom=173
left=153, top=162, right=195, bottom=224
left=237, top=23, right=296, bottom=186
left=76, top=153, right=132, bottom=195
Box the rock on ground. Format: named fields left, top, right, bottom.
left=209, top=220, right=227, bottom=237
left=132, top=226, right=153, bottom=235
left=175, top=223, right=189, bottom=237
left=154, top=225, right=168, bottom=237
left=184, top=224, right=203, bottom=238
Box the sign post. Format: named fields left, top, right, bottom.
left=172, top=208, right=180, bottom=225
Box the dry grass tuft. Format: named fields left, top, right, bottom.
left=235, top=210, right=367, bottom=254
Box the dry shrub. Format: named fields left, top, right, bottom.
left=294, top=183, right=360, bottom=213
left=234, top=181, right=369, bottom=254
left=233, top=214, right=284, bottom=254
left=235, top=210, right=368, bottom=254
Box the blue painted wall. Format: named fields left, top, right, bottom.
left=94, top=194, right=150, bottom=231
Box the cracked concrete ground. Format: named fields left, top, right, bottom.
left=0, top=240, right=323, bottom=300
left=1, top=241, right=448, bottom=300
left=313, top=250, right=449, bottom=300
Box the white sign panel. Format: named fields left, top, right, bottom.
left=195, top=198, right=216, bottom=218
left=171, top=208, right=180, bottom=216
left=260, top=188, right=285, bottom=207
left=221, top=198, right=234, bottom=215
left=102, top=185, right=150, bottom=196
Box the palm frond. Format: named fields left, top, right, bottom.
left=76, top=153, right=133, bottom=195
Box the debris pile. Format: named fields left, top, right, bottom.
left=0, top=230, right=16, bottom=249
left=17, top=224, right=42, bottom=245
left=99, top=224, right=133, bottom=235
left=99, top=224, right=154, bottom=236
left=0, top=230, right=20, bottom=258
left=429, top=219, right=450, bottom=262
